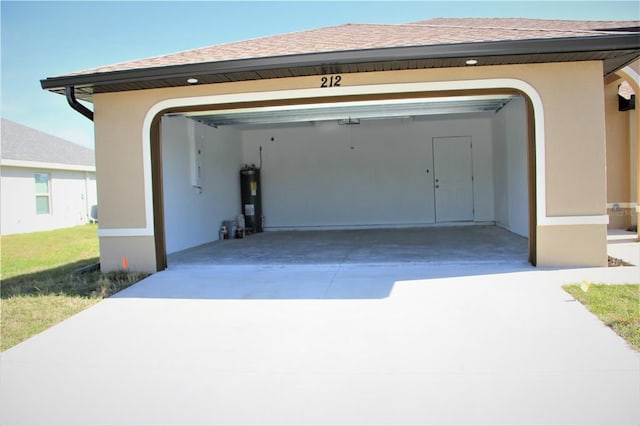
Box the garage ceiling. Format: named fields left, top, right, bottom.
left=175, top=95, right=518, bottom=128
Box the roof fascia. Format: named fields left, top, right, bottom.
left=40, top=34, right=640, bottom=91
left=0, top=158, right=96, bottom=172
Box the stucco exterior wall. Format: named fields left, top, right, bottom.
left=93, top=61, right=609, bottom=271
left=630, top=104, right=638, bottom=227
left=536, top=224, right=607, bottom=267
left=0, top=166, right=97, bottom=235
left=605, top=77, right=632, bottom=229
left=614, top=59, right=640, bottom=234
left=94, top=92, right=150, bottom=229
left=99, top=236, right=156, bottom=272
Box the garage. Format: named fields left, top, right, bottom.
left=159, top=93, right=530, bottom=266
left=40, top=18, right=639, bottom=271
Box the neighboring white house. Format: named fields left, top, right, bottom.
left=0, top=118, right=97, bottom=235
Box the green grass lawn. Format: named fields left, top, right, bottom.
left=0, top=224, right=100, bottom=281
left=563, top=283, right=640, bottom=351
left=1, top=224, right=146, bottom=351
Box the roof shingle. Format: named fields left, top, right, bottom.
left=0, top=118, right=95, bottom=167
left=65, top=17, right=640, bottom=77
left=410, top=17, right=640, bottom=31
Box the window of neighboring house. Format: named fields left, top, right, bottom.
left=34, top=173, right=51, bottom=214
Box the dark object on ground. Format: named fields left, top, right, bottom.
left=608, top=256, right=633, bottom=267
left=72, top=262, right=101, bottom=275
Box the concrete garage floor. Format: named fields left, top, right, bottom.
left=2, top=226, right=639, bottom=426
left=169, top=225, right=530, bottom=267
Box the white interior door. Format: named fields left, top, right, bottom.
left=433, top=137, right=474, bottom=222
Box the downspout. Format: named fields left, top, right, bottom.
left=65, top=86, right=93, bottom=121
left=65, top=85, right=99, bottom=273
left=65, top=86, right=93, bottom=223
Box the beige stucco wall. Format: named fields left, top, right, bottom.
left=99, top=236, right=157, bottom=272
left=536, top=224, right=607, bottom=267
left=631, top=104, right=638, bottom=228
left=94, top=92, right=153, bottom=229
left=615, top=60, right=640, bottom=236
left=93, top=60, right=609, bottom=271
left=605, top=77, right=632, bottom=229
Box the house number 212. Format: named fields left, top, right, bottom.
left=320, top=75, right=342, bottom=88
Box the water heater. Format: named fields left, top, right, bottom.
left=240, top=164, right=263, bottom=234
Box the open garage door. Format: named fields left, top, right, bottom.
left=156, top=93, right=531, bottom=266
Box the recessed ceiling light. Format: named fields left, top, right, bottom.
left=187, top=78, right=199, bottom=84
left=465, top=59, right=478, bottom=66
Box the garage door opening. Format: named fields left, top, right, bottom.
left=167, top=226, right=528, bottom=267
left=156, top=93, right=531, bottom=267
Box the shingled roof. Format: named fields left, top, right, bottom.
left=411, top=18, right=640, bottom=31
left=0, top=118, right=95, bottom=168
left=68, top=18, right=640, bottom=76
left=41, top=17, right=640, bottom=101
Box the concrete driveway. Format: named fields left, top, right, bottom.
left=1, top=262, right=639, bottom=425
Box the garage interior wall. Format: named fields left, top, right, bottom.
left=162, top=116, right=242, bottom=253
left=491, top=96, right=529, bottom=237
left=242, top=115, right=495, bottom=229
left=162, top=105, right=529, bottom=254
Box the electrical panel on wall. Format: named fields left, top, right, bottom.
left=188, top=119, right=205, bottom=190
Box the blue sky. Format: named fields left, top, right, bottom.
left=2, top=1, right=639, bottom=148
